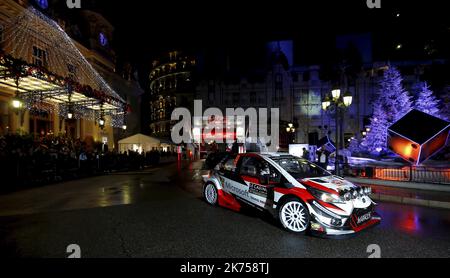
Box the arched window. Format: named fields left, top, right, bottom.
left=99, top=32, right=108, bottom=47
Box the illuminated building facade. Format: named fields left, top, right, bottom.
left=0, top=0, right=143, bottom=148
left=196, top=39, right=449, bottom=147
left=149, top=51, right=196, bottom=138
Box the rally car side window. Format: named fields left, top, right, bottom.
left=217, top=157, right=237, bottom=174
left=260, top=160, right=282, bottom=184
left=239, top=157, right=259, bottom=177
left=239, top=157, right=282, bottom=184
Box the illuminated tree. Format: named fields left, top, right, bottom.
left=377, top=67, right=412, bottom=123
left=414, top=82, right=442, bottom=118
left=364, top=102, right=389, bottom=154
left=363, top=67, right=412, bottom=155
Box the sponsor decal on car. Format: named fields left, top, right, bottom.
left=248, top=183, right=268, bottom=197
left=223, top=180, right=249, bottom=198
left=357, top=212, right=372, bottom=225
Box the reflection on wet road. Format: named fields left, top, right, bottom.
left=0, top=161, right=449, bottom=258
left=377, top=202, right=450, bottom=239
left=0, top=166, right=179, bottom=217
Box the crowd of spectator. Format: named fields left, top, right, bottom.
left=0, top=134, right=176, bottom=190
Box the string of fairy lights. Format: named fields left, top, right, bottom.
left=2, top=6, right=127, bottom=128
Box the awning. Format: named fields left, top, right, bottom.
left=0, top=7, right=128, bottom=126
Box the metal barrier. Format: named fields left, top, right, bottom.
left=352, top=166, right=450, bottom=185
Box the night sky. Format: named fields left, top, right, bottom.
left=75, top=0, right=449, bottom=84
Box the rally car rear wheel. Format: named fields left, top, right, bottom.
left=204, top=183, right=218, bottom=205
left=279, top=198, right=310, bottom=234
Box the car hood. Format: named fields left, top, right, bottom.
left=299, top=176, right=358, bottom=193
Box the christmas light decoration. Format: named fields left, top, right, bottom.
left=0, top=6, right=127, bottom=126
left=414, top=82, right=442, bottom=119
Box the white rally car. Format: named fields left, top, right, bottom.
left=203, top=153, right=380, bottom=236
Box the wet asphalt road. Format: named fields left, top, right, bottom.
left=0, top=161, right=449, bottom=258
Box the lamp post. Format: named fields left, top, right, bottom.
left=99, top=117, right=105, bottom=129
left=11, top=79, right=25, bottom=133
left=99, top=103, right=105, bottom=130
left=286, top=123, right=296, bottom=144
left=322, top=89, right=353, bottom=176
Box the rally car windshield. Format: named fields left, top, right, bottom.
left=272, top=157, right=332, bottom=179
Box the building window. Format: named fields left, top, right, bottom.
left=99, top=32, right=108, bottom=47
left=32, top=46, right=47, bottom=68
left=0, top=100, right=10, bottom=135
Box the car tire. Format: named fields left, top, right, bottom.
left=204, top=183, right=218, bottom=206
left=278, top=197, right=310, bottom=234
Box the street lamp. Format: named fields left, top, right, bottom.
left=321, top=96, right=331, bottom=111
left=99, top=104, right=105, bottom=130
left=343, top=91, right=353, bottom=107
left=286, top=123, right=296, bottom=143
left=12, top=99, right=23, bottom=109
left=99, top=117, right=105, bottom=129
left=322, top=89, right=353, bottom=176
left=331, top=89, right=341, bottom=100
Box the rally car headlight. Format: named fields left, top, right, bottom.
left=308, top=188, right=344, bottom=204
left=343, top=192, right=352, bottom=201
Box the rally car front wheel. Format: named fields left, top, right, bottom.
left=278, top=198, right=310, bottom=234
left=204, top=183, right=218, bottom=206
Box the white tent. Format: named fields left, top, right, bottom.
left=118, top=134, right=162, bottom=154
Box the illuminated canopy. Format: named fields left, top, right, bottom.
left=0, top=7, right=127, bottom=126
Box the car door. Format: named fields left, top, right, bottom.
left=218, top=156, right=251, bottom=201
left=239, top=156, right=279, bottom=208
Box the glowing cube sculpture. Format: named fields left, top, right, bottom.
left=387, top=109, right=450, bottom=165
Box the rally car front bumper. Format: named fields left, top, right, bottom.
left=307, top=200, right=381, bottom=237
